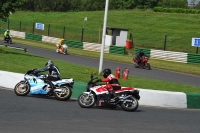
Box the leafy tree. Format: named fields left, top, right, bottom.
left=0, top=0, right=27, bottom=22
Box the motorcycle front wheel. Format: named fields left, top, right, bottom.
left=145, top=63, right=151, bottom=70
left=14, top=80, right=30, bottom=96
left=56, top=49, right=59, bottom=53
left=78, top=93, right=96, bottom=108
left=54, top=85, right=72, bottom=101
left=9, top=39, right=12, bottom=44
left=133, top=62, right=139, bottom=68
left=121, top=96, right=138, bottom=112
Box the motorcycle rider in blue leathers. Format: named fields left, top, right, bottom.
left=35, top=60, right=61, bottom=93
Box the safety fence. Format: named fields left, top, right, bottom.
left=3, top=28, right=200, bottom=63
left=0, top=28, right=126, bottom=55
left=136, top=48, right=200, bottom=64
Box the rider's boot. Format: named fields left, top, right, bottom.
left=46, top=80, right=56, bottom=93
left=110, top=90, right=119, bottom=102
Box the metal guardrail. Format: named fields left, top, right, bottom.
left=0, top=43, right=27, bottom=52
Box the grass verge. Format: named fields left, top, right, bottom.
left=1, top=47, right=200, bottom=93
left=2, top=35, right=200, bottom=76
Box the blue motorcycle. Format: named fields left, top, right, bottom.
left=14, top=68, right=74, bottom=101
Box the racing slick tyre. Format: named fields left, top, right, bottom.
left=121, top=96, right=138, bottom=112
left=54, top=85, right=72, bottom=101
left=14, top=80, right=30, bottom=96
left=78, top=93, right=96, bottom=108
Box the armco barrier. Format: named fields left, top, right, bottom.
left=1, top=70, right=199, bottom=109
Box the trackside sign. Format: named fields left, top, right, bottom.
left=192, top=38, right=200, bottom=47
left=35, top=23, right=44, bottom=30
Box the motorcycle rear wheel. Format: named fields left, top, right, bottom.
left=54, top=85, right=72, bottom=101
left=14, top=81, right=30, bottom=96
left=121, top=96, right=138, bottom=112
left=78, top=93, right=96, bottom=108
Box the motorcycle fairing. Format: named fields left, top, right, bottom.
left=115, top=87, right=136, bottom=93
left=28, top=77, right=48, bottom=95
left=90, top=85, right=109, bottom=95
left=27, top=77, right=74, bottom=95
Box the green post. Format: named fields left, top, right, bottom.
left=164, top=35, right=167, bottom=51
left=196, top=47, right=198, bottom=54
left=7, top=19, right=10, bottom=30
left=20, top=21, right=22, bottom=31
left=63, top=26, right=65, bottom=38
left=32, top=22, right=35, bottom=34
left=48, top=24, right=50, bottom=36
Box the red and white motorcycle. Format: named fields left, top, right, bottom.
left=133, top=56, right=151, bottom=70
left=78, top=75, right=140, bottom=112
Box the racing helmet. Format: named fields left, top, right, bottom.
left=103, top=68, right=111, bottom=78
left=61, top=38, right=64, bottom=42
left=45, top=60, right=54, bottom=69
left=7, top=30, right=10, bottom=32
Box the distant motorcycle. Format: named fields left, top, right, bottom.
left=78, top=75, right=140, bottom=112
left=56, top=44, right=67, bottom=55
left=14, top=68, right=74, bottom=101
left=133, top=56, right=151, bottom=70
left=4, top=35, right=12, bottom=44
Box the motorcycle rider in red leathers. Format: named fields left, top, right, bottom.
left=97, top=68, right=121, bottom=102
left=136, top=50, right=146, bottom=66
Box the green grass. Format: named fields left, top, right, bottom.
left=1, top=47, right=200, bottom=93
left=1, top=10, right=200, bottom=54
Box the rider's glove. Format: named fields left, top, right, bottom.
left=96, top=79, right=102, bottom=82
left=34, top=70, right=40, bottom=75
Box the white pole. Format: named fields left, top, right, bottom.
left=99, top=0, right=109, bottom=74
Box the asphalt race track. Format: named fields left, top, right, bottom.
left=1, top=41, right=200, bottom=87
left=1, top=42, right=200, bottom=133
left=0, top=88, right=200, bottom=133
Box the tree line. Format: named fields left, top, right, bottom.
left=20, top=0, right=189, bottom=12
left=0, top=0, right=196, bottom=22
